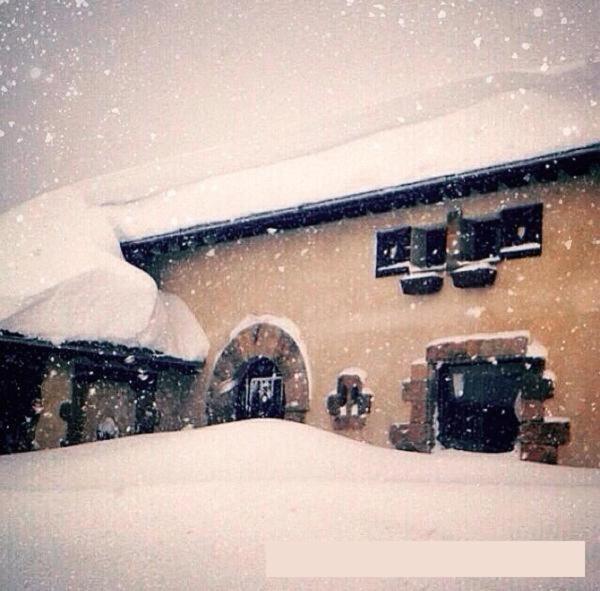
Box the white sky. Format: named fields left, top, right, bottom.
left=0, top=0, right=598, bottom=210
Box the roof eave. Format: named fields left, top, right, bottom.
left=0, top=330, right=203, bottom=375
left=120, top=142, right=600, bottom=267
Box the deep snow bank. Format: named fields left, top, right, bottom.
left=0, top=419, right=598, bottom=590
left=0, top=187, right=208, bottom=360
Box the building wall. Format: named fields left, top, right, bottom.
left=34, top=361, right=199, bottom=449
left=156, top=174, right=600, bottom=467
left=36, top=360, right=71, bottom=450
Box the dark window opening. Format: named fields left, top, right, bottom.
left=0, top=358, right=46, bottom=454
left=458, top=215, right=502, bottom=262
left=500, top=202, right=543, bottom=259
left=327, top=380, right=372, bottom=419
left=436, top=361, right=522, bottom=453
left=375, top=226, right=411, bottom=277
left=234, top=356, right=285, bottom=420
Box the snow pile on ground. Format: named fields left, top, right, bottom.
left=1, top=420, right=598, bottom=590
left=0, top=188, right=208, bottom=361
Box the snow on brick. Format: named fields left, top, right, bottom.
left=427, top=331, right=531, bottom=348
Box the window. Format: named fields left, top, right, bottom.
left=326, top=371, right=372, bottom=429
left=375, top=224, right=447, bottom=277
left=375, top=202, right=542, bottom=293
left=458, top=215, right=502, bottom=262
left=500, top=203, right=543, bottom=259
left=399, top=224, right=447, bottom=294
left=437, top=361, right=522, bottom=453
left=450, top=215, right=501, bottom=288
left=375, top=226, right=411, bottom=277
left=235, top=356, right=285, bottom=420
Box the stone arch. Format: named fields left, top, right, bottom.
left=206, top=316, right=310, bottom=425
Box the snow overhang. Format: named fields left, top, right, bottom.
left=0, top=330, right=203, bottom=375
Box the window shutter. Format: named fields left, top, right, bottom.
left=410, top=225, right=447, bottom=268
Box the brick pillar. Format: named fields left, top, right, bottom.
left=389, top=360, right=434, bottom=452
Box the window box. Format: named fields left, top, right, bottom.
left=450, top=262, right=497, bottom=288
left=400, top=272, right=443, bottom=295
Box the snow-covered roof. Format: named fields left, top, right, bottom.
left=0, top=188, right=209, bottom=361
left=61, top=53, right=598, bottom=248
left=1, top=0, right=598, bottom=357
left=118, top=142, right=598, bottom=262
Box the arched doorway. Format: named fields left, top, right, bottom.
left=206, top=317, right=309, bottom=425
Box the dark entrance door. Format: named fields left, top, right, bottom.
left=437, top=361, right=520, bottom=452
left=235, top=356, right=285, bottom=420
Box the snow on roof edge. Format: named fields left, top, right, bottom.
left=120, top=141, right=599, bottom=251
left=0, top=328, right=203, bottom=370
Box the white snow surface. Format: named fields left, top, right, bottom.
left=427, top=330, right=530, bottom=347
left=0, top=189, right=208, bottom=361
left=79, top=58, right=599, bottom=241
left=1, top=4, right=598, bottom=358
left=0, top=420, right=598, bottom=590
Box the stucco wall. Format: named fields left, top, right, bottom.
left=34, top=363, right=199, bottom=449
left=36, top=360, right=72, bottom=449
left=156, top=174, right=599, bottom=467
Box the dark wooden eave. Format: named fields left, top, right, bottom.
left=120, top=142, right=600, bottom=267
left=0, top=330, right=202, bottom=375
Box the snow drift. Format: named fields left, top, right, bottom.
left=0, top=419, right=598, bottom=590
left=0, top=188, right=208, bottom=361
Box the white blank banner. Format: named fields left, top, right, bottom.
left=265, top=541, right=586, bottom=578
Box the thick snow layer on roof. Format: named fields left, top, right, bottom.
left=1, top=1, right=598, bottom=215
left=0, top=190, right=208, bottom=361
left=74, top=57, right=599, bottom=241
left=0, top=420, right=598, bottom=590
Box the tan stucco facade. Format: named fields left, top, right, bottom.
left=32, top=360, right=197, bottom=450
left=152, top=174, right=599, bottom=467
